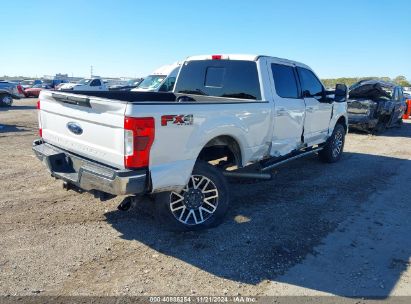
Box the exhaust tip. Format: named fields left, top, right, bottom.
left=117, top=197, right=133, bottom=211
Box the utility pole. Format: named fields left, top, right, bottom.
left=90, top=65, right=93, bottom=78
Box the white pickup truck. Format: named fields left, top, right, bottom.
left=58, top=77, right=108, bottom=91
left=33, top=54, right=348, bottom=231
left=131, top=63, right=180, bottom=92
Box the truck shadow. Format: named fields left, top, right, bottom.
left=105, top=152, right=411, bottom=298
left=0, top=105, right=36, bottom=111
left=0, top=124, right=27, bottom=133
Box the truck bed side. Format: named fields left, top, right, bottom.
left=39, top=90, right=272, bottom=192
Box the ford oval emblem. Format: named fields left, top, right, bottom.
left=67, top=122, right=83, bottom=135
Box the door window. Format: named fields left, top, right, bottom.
left=297, top=67, right=323, bottom=97
left=271, top=64, right=300, bottom=99
left=90, top=79, right=101, bottom=86
left=159, top=77, right=176, bottom=92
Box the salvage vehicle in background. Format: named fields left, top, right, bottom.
left=7, top=81, right=27, bottom=98
left=33, top=54, right=348, bottom=231
left=347, top=80, right=405, bottom=132
left=131, top=63, right=180, bottom=92
left=24, top=84, right=52, bottom=98
left=58, top=77, right=108, bottom=91
left=0, top=81, right=20, bottom=106
left=109, top=79, right=143, bottom=91
left=16, top=83, right=28, bottom=97
left=21, top=79, right=41, bottom=90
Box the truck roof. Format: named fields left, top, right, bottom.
left=185, top=54, right=310, bottom=69
left=152, top=62, right=181, bottom=76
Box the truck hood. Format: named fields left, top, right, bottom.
left=59, top=83, right=79, bottom=89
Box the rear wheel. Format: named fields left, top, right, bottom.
left=155, top=161, right=229, bottom=231
left=318, top=123, right=345, bottom=163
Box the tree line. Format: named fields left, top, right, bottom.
left=321, top=76, right=411, bottom=89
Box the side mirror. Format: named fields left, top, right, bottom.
left=334, top=84, right=348, bottom=102
left=302, top=90, right=311, bottom=98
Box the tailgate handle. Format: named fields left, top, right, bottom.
left=52, top=93, right=91, bottom=108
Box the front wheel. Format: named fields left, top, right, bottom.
left=0, top=95, right=13, bottom=106
left=155, top=161, right=229, bottom=231
left=318, top=123, right=345, bottom=163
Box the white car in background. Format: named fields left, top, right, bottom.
left=58, top=77, right=108, bottom=91
left=131, top=63, right=180, bottom=92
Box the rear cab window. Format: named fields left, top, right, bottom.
left=271, top=64, right=300, bottom=99
left=175, top=60, right=261, bottom=100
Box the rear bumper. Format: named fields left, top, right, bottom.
left=32, top=140, right=148, bottom=196
left=348, top=113, right=378, bottom=129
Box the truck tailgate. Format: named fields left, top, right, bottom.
left=39, top=91, right=127, bottom=169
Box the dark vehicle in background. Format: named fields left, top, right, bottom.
left=403, top=92, right=411, bottom=119
left=42, top=79, right=68, bottom=89
left=0, top=81, right=20, bottom=106
left=347, top=80, right=406, bottom=132
left=6, top=81, right=27, bottom=97
left=24, top=84, right=52, bottom=98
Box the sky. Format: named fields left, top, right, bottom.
left=1, top=0, right=410, bottom=79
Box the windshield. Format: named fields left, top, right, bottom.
left=128, top=79, right=142, bottom=86
left=77, top=79, right=92, bottom=85
left=137, top=75, right=166, bottom=90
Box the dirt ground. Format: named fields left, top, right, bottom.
left=0, top=98, right=410, bottom=298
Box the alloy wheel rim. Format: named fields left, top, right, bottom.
left=3, top=96, right=12, bottom=105
left=170, top=175, right=219, bottom=225
left=332, top=130, right=343, bottom=158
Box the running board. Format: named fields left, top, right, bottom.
left=221, top=147, right=323, bottom=180
left=261, top=147, right=323, bottom=172
left=222, top=171, right=272, bottom=180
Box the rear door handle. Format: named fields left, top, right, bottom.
left=306, top=106, right=315, bottom=113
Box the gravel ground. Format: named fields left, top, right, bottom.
left=0, top=98, right=410, bottom=298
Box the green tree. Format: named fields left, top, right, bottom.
left=393, top=75, right=411, bottom=87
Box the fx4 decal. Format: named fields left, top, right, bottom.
left=161, top=114, right=194, bottom=126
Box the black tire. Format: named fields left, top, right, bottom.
left=396, top=118, right=403, bottom=128
left=318, top=123, right=345, bottom=163
left=0, top=95, right=13, bottom=107
left=373, top=114, right=391, bottom=134
left=155, top=161, right=229, bottom=231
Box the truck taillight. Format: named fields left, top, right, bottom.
left=124, top=117, right=155, bottom=169
left=37, top=100, right=42, bottom=137
left=212, top=55, right=222, bottom=60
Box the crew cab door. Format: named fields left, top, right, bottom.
left=267, top=60, right=305, bottom=156
left=297, top=67, right=333, bottom=145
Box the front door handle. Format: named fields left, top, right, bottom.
left=306, top=106, right=315, bottom=113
